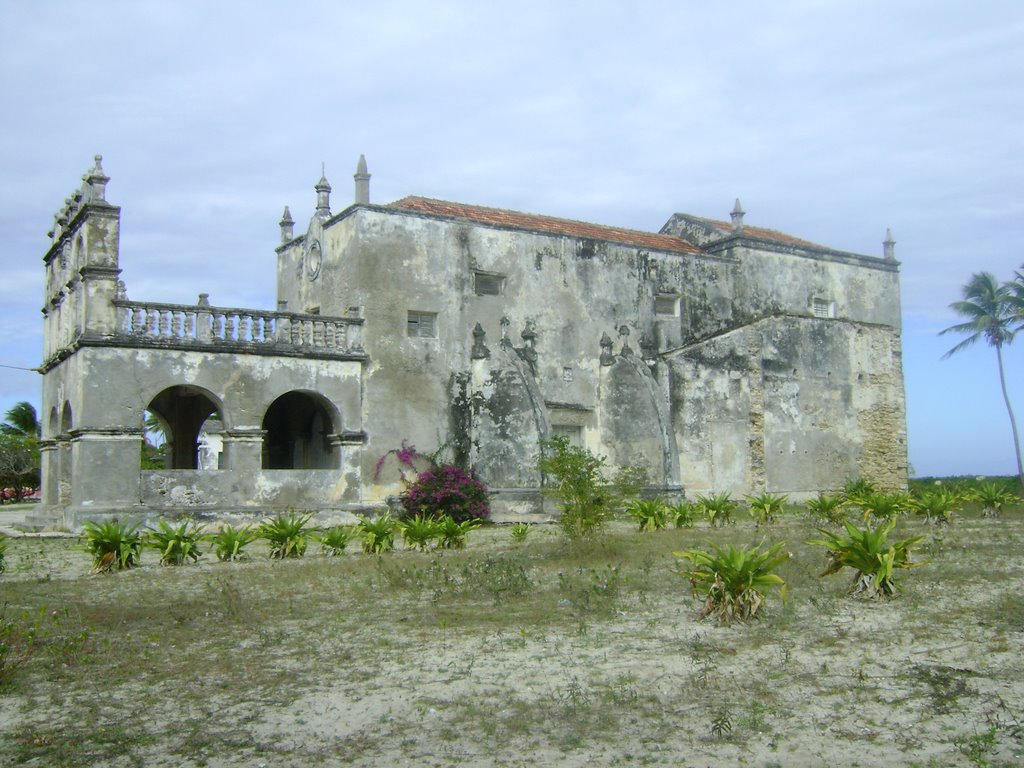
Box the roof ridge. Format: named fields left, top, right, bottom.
left=388, top=196, right=703, bottom=255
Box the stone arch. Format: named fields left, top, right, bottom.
left=261, top=391, right=340, bottom=469
left=145, top=385, right=224, bottom=470
left=48, top=406, right=59, bottom=439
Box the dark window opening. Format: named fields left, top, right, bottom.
left=144, top=386, right=222, bottom=469
left=407, top=311, right=437, bottom=338
left=474, top=272, right=505, bottom=296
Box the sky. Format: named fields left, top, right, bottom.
left=1, top=0, right=1022, bottom=478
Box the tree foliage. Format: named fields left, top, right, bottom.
left=940, top=270, right=1023, bottom=491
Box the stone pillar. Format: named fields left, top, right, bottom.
left=222, top=428, right=266, bottom=472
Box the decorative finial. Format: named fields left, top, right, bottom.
left=471, top=322, right=491, bottom=359
left=730, top=198, right=745, bottom=232
left=354, top=154, right=371, bottom=205
left=315, top=167, right=332, bottom=219
left=87, top=155, right=109, bottom=199
left=600, top=332, right=615, bottom=366
left=279, top=206, right=295, bottom=243
left=883, top=228, right=895, bottom=260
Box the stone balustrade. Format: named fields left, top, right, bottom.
left=112, top=300, right=363, bottom=357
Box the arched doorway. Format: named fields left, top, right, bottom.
left=145, top=386, right=223, bottom=470
left=262, top=392, right=338, bottom=469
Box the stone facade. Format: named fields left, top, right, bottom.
left=36, top=155, right=907, bottom=528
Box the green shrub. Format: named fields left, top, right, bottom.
left=359, top=513, right=398, bottom=554
left=210, top=524, right=259, bottom=562
left=436, top=514, right=481, bottom=549
left=745, top=492, right=788, bottom=526
left=399, top=515, right=439, bottom=551
left=317, top=526, right=352, bottom=556
left=695, top=492, right=737, bottom=528
left=910, top=488, right=959, bottom=525
left=399, top=464, right=490, bottom=523
left=81, top=519, right=142, bottom=573
left=808, top=518, right=926, bottom=598
left=971, top=482, right=1018, bottom=516
left=858, top=491, right=911, bottom=522
left=843, top=477, right=877, bottom=507
left=668, top=501, right=695, bottom=528
left=145, top=520, right=205, bottom=565
left=674, top=541, right=789, bottom=624
left=539, top=436, right=612, bottom=542
left=627, top=498, right=667, bottom=531
left=258, top=511, right=315, bottom=559
left=510, top=522, right=531, bottom=543
left=805, top=493, right=846, bottom=524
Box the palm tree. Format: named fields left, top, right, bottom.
left=1, top=401, right=40, bottom=438
left=940, top=272, right=1023, bottom=491
left=1009, top=263, right=1024, bottom=331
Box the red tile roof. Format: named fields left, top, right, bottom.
left=389, top=196, right=704, bottom=255
left=694, top=216, right=829, bottom=250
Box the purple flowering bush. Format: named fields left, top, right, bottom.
left=400, top=464, right=490, bottom=523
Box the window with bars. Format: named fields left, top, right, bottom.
left=812, top=298, right=834, bottom=319
left=407, top=311, right=437, bottom=338
left=474, top=272, right=505, bottom=296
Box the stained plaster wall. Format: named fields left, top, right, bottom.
left=41, top=343, right=363, bottom=527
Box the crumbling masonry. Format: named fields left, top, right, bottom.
left=36, top=155, right=907, bottom=528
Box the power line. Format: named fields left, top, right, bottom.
left=0, top=364, right=40, bottom=372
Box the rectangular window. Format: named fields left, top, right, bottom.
left=474, top=272, right=505, bottom=296
left=552, top=424, right=583, bottom=447
left=407, top=311, right=437, bottom=338
left=812, top=298, right=834, bottom=319
left=655, top=295, right=679, bottom=316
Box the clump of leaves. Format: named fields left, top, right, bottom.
left=0, top=534, right=6, bottom=574
left=668, top=501, right=695, bottom=528
left=805, top=493, right=846, bottom=524
left=146, top=519, right=205, bottom=565
left=210, top=524, right=259, bottom=562
left=911, top=488, right=959, bottom=525
left=859, top=491, right=911, bottom=522
left=359, top=513, right=398, bottom=554
left=695, top=492, right=737, bottom=527
left=843, top=477, right=877, bottom=507
left=510, top=522, right=531, bottom=542
left=627, top=498, right=667, bottom=531
left=81, top=519, right=142, bottom=573
left=258, top=511, right=315, bottom=559
left=539, top=436, right=612, bottom=542
left=399, top=515, right=439, bottom=551
left=971, top=482, right=1018, bottom=516
left=808, top=518, right=927, bottom=598
left=746, top=492, right=788, bottom=526
left=436, top=514, right=481, bottom=549
left=674, top=540, right=789, bottom=623
left=317, top=526, right=352, bottom=556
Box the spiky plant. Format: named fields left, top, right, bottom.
left=399, top=515, right=439, bottom=551
left=315, top=526, right=352, bottom=556
left=910, top=488, right=959, bottom=525
left=81, top=519, right=142, bottom=573
left=971, top=482, right=1018, bottom=517
left=668, top=501, right=695, bottom=528
left=0, top=534, right=7, bottom=574
left=859, top=491, right=911, bottom=522
left=842, top=477, right=877, bottom=508
left=674, top=541, right=790, bottom=624
left=745, top=492, right=788, bottom=527
left=808, top=518, right=926, bottom=599
left=358, top=513, right=398, bottom=554
left=695, top=492, right=737, bottom=528
left=805, top=493, right=846, bottom=525
left=436, top=514, right=481, bottom=549
left=210, top=524, right=259, bottom=562
left=510, top=522, right=531, bottom=543
left=145, top=519, right=206, bottom=565
left=626, top=498, right=667, bottom=532
left=258, top=511, right=315, bottom=559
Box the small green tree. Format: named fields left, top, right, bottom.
left=539, top=437, right=611, bottom=542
